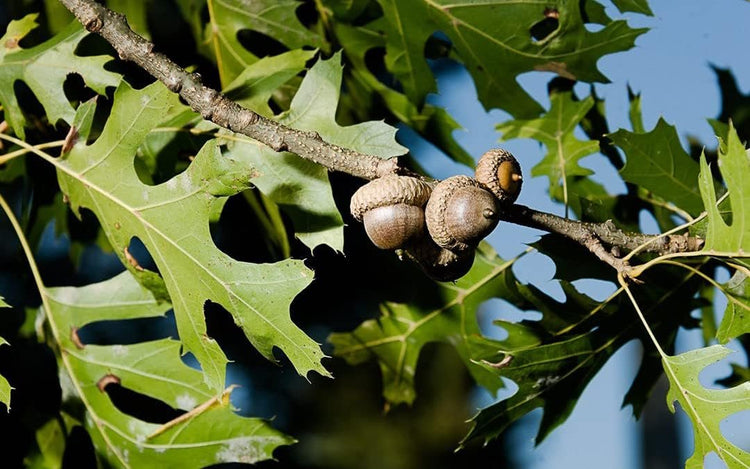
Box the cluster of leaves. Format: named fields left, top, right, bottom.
left=0, top=0, right=747, bottom=468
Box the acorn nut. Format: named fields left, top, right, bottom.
left=475, top=149, right=522, bottom=204
left=406, top=236, right=475, bottom=282
left=425, top=175, right=500, bottom=252
left=350, top=175, right=432, bottom=250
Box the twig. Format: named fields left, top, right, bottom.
left=502, top=204, right=703, bottom=260
left=58, top=0, right=705, bottom=268
left=59, top=0, right=400, bottom=181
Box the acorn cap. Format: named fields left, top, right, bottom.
left=350, top=175, right=432, bottom=221
left=475, top=149, right=522, bottom=204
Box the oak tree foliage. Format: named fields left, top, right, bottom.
left=0, top=0, right=748, bottom=468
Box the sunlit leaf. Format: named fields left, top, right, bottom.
left=224, top=54, right=407, bottom=251
left=664, top=345, right=750, bottom=469
left=45, top=271, right=294, bottom=468
left=0, top=15, right=120, bottom=138
left=716, top=272, right=750, bottom=343
left=699, top=123, right=750, bottom=253
left=498, top=90, right=599, bottom=212
left=55, top=81, right=327, bottom=391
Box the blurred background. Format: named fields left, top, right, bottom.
left=0, top=0, right=748, bottom=468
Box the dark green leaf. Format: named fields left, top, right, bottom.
left=611, top=118, right=704, bottom=216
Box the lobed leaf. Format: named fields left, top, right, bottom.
left=498, top=90, right=599, bottom=212
left=610, top=119, right=704, bottom=216
left=664, top=345, right=750, bottom=469
left=203, top=0, right=324, bottom=87
left=716, top=272, right=750, bottom=343
left=45, top=271, right=294, bottom=468
left=0, top=15, right=120, bottom=138
left=224, top=54, right=407, bottom=252
left=698, top=123, right=750, bottom=253
left=55, top=81, right=327, bottom=391
left=374, top=0, right=647, bottom=116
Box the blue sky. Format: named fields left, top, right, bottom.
left=407, top=1, right=750, bottom=467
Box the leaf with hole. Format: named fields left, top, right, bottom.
left=54, top=80, right=327, bottom=391
left=45, top=271, right=294, bottom=468
left=0, top=15, right=120, bottom=138
left=664, top=345, right=750, bottom=469
left=203, top=0, right=324, bottom=87
left=372, top=0, right=646, bottom=116
left=699, top=123, right=750, bottom=254
left=223, top=54, right=407, bottom=252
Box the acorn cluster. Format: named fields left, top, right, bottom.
left=350, top=149, right=522, bottom=281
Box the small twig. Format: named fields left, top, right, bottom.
left=502, top=204, right=703, bottom=257
left=59, top=0, right=400, bottom=181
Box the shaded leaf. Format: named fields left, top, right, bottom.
left=330, top=244, right=532, bottom=405
left=374, top=0, right=646, bottom=116
left=664, top=345, right=750, bottom=468
left=224, top=54, right=407, bottom=251
left=46, top=271, right=294, bottom=468
left=611, top=118, right=705, bottom=216
left=0, top=15, right=120, bottom=138
left=55, top=81, right=326, bottom=390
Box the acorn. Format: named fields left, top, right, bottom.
left=405, top=236, right=475, bottom=282
left=474, top=149, right=522, bottom=204
left=350, top=175, right=432, bottom=250
left=425, top=175, right=500, bottom=252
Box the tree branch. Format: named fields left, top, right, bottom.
left=59, top=0, right=401, bottom=181
left=59, top=0, right=704, bottom=271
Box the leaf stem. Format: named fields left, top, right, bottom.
left=0, top=191, right=130, bottom=466
left=0, top=140, right=64, bottom=165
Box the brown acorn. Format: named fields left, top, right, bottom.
left=475, top=149, right=522, bottom=204
left=424, top=175, right=500, bottom=252
left=405, top=236, right=475, bottom=282
left=350, top=175, right=432, bottom=250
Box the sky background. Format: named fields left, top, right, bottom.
left=405, top=1, right=750, bottom=468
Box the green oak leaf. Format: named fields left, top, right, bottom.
left=664, top=345, right=750, bottom=469
left=0, top=335, right=9, bottom=412
left=55, top=81, right=327, bottom=391
left=497, top=90, right=599, bottom=213
left=224, top=54, right=407, bottom=252
left=0, top=15, right=120, bottom=138
left=611, top=0, right=654, bottom=15
left=374, top=0, right=646, bottom=116
left=464, top=263, right=705, bottom=445
left=336, top=21, right=474, bottom=167
left=330, top=244, right=532, bottom=404
left=716, top=272, right=750, bottom=343
left=610, top=119, right=704, bottom=216
left=204, top=0, right=324, bottom=87
left=224, top=49, right=316, bottom=117
left=699, top=123, right=749, bottom=253
left=45, top=271, right=294, bottom=468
